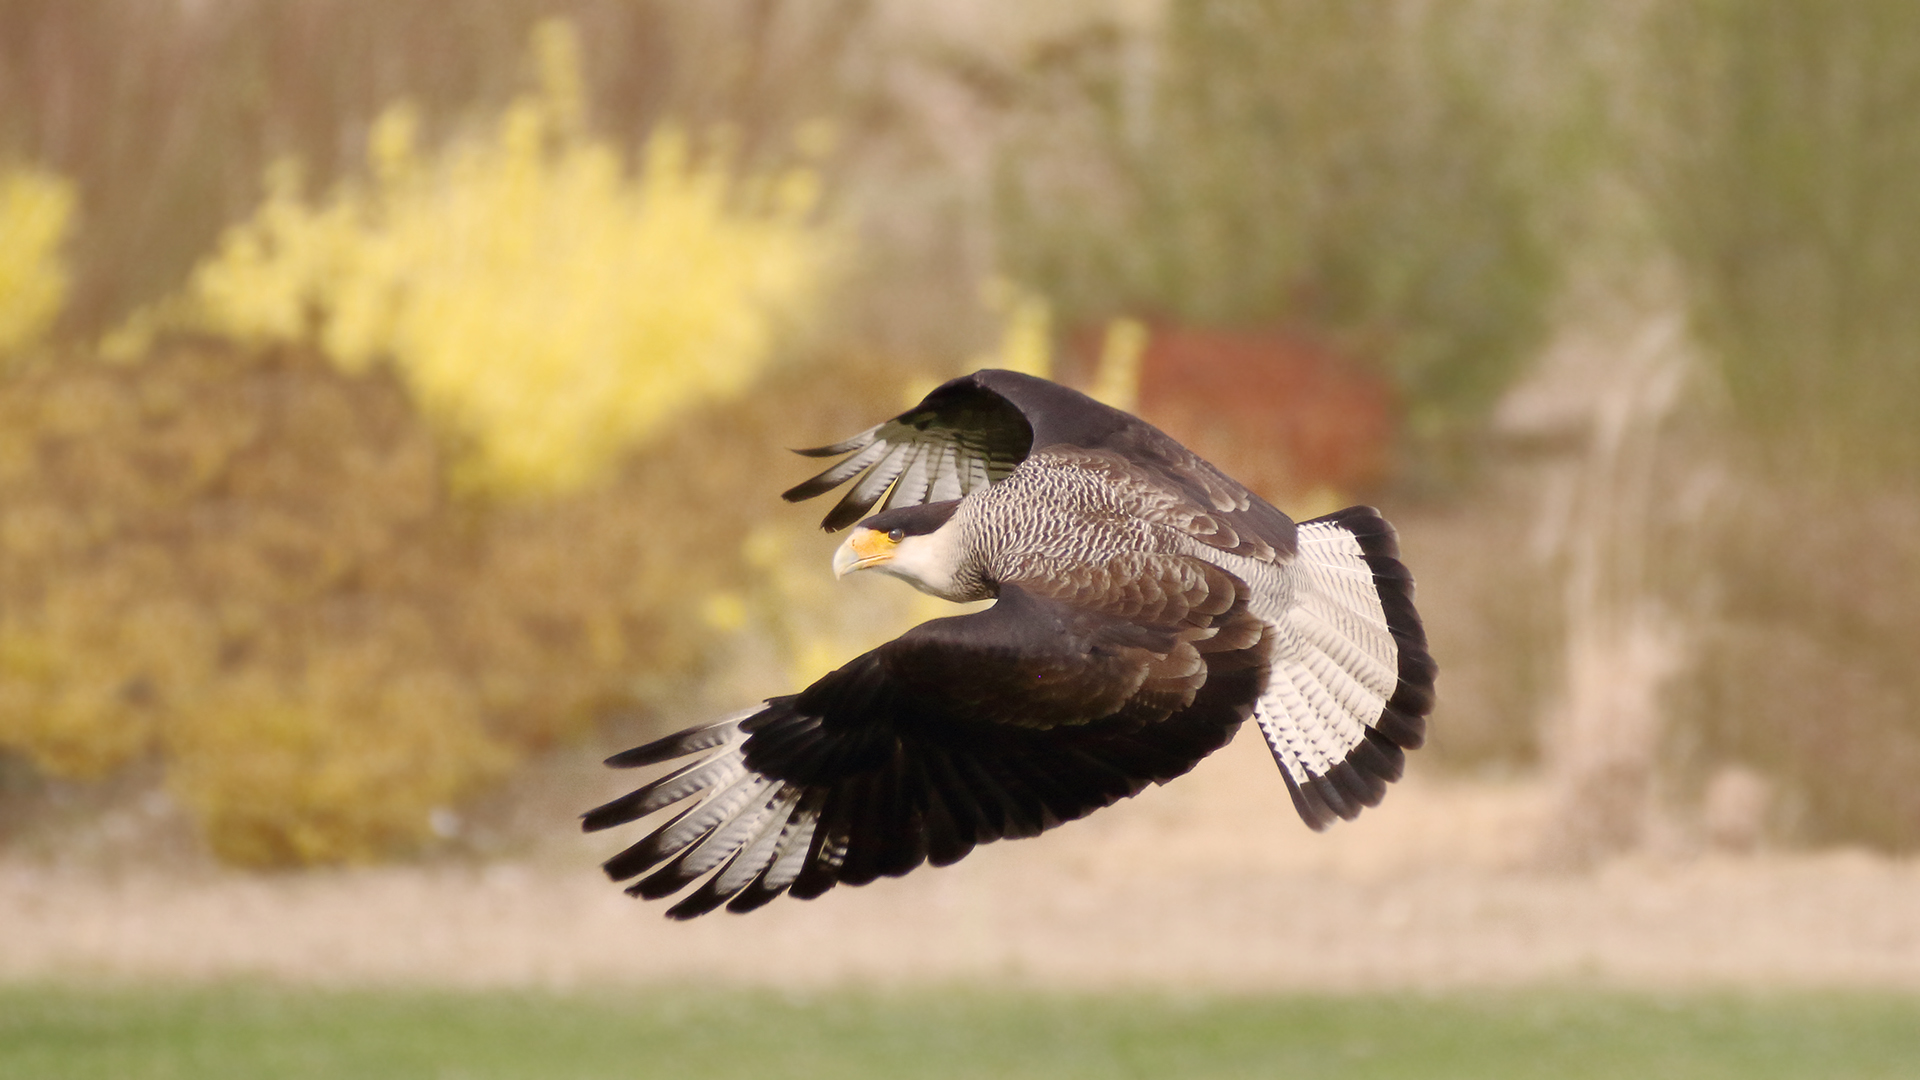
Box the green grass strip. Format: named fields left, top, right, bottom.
left=2, top=984, right=1916, bottom=1079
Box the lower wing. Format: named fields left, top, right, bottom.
left=582, top=585, right=1264, bottom=919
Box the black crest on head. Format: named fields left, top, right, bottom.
left=858, top=499, right=962, bottom=538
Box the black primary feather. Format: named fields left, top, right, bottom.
left=584, top=585, right=1266, bottom=917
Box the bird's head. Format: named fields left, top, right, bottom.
left=832, top=499, right=969, bottom=599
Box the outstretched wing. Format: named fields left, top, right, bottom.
left=582, top=582, right=1265, bottom=919
left=785, top=370, right=1299, bottom=561
left=782, top=373, right=1035, bottom=531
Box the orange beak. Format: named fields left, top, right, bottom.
left=832, top=527, right=898, bottom=578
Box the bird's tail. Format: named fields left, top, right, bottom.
left=1254, top=505, right=1436, bottom=829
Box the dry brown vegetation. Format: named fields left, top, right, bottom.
left=0, top=335, right=915, bottom=864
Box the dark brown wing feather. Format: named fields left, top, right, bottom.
left=582, top=582, right=1266, bottom=919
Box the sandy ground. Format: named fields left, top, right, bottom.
left=5, top=734, right=1919, bottom=992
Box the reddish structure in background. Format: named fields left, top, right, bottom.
left=1071, top=324, right=1398, bottom=502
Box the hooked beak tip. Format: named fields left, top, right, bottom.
left=831, top=538, right=860, bottom=580
left=833, top=528, right=890, bottom=579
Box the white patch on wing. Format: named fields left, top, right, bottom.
left=893, top=445, right=933, bottom=506
left=1254, top=521, right=1398, bottom=783
left=756, top=798, right=824, bottom=893
left=705, top=785, right=805, bottom=894
left=928, top=440, right=964, bottom=502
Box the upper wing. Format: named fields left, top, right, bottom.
left=581, top=583, right=1265, bottom=919
left=781, top=372, right=1035, bottom=531
left=785, top=369, right=1299, bottom=560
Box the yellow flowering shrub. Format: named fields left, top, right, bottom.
left=177, top=20, right=837, bottom=495
left=0, top=341, right=482, bottom=861
left=4, top=22, right=858, bottom=863
left=0, top=167, right=75, bottom=361
left=168, top=663, right=513, bottom=866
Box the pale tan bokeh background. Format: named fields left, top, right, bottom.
left=8, top=731, right=1918, bottom=989
left=3, top=0, right=1918, bottom=989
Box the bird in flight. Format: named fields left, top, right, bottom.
left=583, top=369, right=1435, bottom=919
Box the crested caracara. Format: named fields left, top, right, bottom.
left=583, top=369, right=1435, bottom=919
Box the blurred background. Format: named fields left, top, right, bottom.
left=1, top=0, right=1918, bottom=1009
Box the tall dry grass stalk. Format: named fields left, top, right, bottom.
left=1531, top=310, right=1696, bottom=863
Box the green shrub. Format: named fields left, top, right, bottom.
left=1645, top=0, right=1920, bottom=848
left=991, top=0, right=1557, bottom=473
left=1648, top=0, right=1920, bottom=481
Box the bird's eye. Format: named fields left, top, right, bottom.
left=887, top=528, right=905, bottom=543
